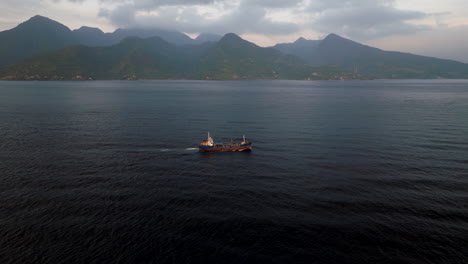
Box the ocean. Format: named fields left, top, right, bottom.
left=0, top=80, right=467, bottom=263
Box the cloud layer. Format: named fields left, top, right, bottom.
left=97, top=0, right=301, bottom=35
left=95, top=0, right=435, bottom=40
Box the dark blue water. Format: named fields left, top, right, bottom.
left=1, top=80, right=467, bottom=264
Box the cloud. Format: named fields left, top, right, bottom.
left=95, top=0, right=439, bottom=40
left=305, top=0, right=432, bottom=40
left=98, top=0, right=227, bottom=9
left=245, top=0, right=304, bottom=8
left=52, top=0, right=86, bottom=2
left=308, top=0, right=394, bottom=12
left=99, top=4, right=136, bottom=28
left=203, top=3, right=300, bottom=34
left=133, top=0, right=222, bottom=7
left=99, top=0, right=301, bottom=35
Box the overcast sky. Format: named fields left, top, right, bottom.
left=1, top=0, right=467, bottom=62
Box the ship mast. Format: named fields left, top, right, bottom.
left=207, top=131, right=214, bottom=146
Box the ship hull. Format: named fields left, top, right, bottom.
left=199, top=144, right=252, bottom=152
left=199, top=134, right=252, bottom=152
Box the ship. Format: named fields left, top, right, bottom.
left=199, top=132, right=252, bottom=152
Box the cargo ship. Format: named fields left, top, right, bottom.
left=199, top=132, right=252, bottom=152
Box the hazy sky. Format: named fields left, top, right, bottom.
left=1, top=0, right=467, bottom=62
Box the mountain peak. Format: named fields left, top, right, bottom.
left=294, top=37, right=307, bottom=43
left=218, top=33, right=258, bottom=49
left=220, top=33, right=243, bottom=42
left=25, top=15, right=63, bottom=26
left=18, top=15, right=71, bottom=32
left=75, top=26, right=104, bottom=34
left=28, top=15, right=49, bottom=22
left=321, top=33, right=362, bottom=48
left=323, top=33, right=344, bottom=41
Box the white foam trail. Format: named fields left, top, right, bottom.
left=185, top=148, right=198, bottom=151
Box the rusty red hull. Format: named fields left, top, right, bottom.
left=199, top=145, right=252, bottom=152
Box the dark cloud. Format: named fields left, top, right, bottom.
left=104, top=4, right=136, bottom=28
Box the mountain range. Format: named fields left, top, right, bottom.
left=0, top=15, right=222, bottom=67
left=274, top=34, right=468, bottom=79
left=1, top=15, right=468, bottom=80
left=1, top=33, right=362, bottom=80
